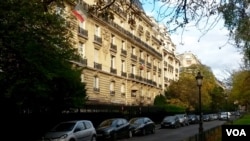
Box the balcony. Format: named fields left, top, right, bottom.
left=110, top=43, right=117, bottom=53
left=158, top=68, right=162, bottom=73
left=131, top=54, right=137, bottom=61
left=147, top=62, right=151, bottom=68
left=110, top=91, right=115, bottom=95
left=78, top=57, right=87, bottom=66
left=139, top=58, right=145, bottom=64
left=121, top=49, right=127, bottom=56
left=131, top=93, right=136, bottom=97
left=110, top=67, right=117, bottom=74
left=94, top=35, right=102, bottom=45
left=164, top=61, right=168, bottom=67
left=78, top=27, right=88, bottom=38
left=93, top=87, right=100, bottom=92
left=94, top=62, right=102, bottom=70
left=129, top=73, right=135, bottom=79
left=153, top=66, right=157, bottom=71
left=121, top=92, right=126, bottom=96
left=121, top=72, right=127, bottom=77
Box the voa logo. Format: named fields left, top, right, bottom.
left=226, top=129, right=246, bottom=136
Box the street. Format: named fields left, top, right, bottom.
left=119, top=120, right=227, bottom=141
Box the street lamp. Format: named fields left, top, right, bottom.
left=225, top=95, right=229, bottom=121
left=196, top=71, right=203, bottom=141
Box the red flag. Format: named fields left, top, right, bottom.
left=72, top=4, right=85, bottom=22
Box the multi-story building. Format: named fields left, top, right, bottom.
left=177, top=51, right=201, bottom=68
left=59, top=0, right=179, bottom=106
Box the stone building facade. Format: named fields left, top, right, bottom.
left=59, top=0, right=180, bottom=106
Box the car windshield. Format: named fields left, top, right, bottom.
left=99, top=119, right=115, bottom=127
left=175, top=114, right=184, bottom=118
left=164, top=116, right=175, bottom=120
left=51, top=122, right=75, bottom=132
left=188, top=115, right=195, bottom=118
left=130, top=118, right=143, bottom=124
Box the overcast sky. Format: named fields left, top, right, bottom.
left=140, top=1, right=243, bottom=81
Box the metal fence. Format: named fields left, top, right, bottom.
left=182, top=125, right=222, bottom=141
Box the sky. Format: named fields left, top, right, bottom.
left=140, top=1, right=244, bottom=81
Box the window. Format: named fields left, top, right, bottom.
left=81, top=74, right=84, bottom=82
left=94, top=49, right=99, bottom=62
left=95, top=24, right=100, bottom=36
left=78, top=42, right=85, bottom=57
left=93, top=76, right=99, bottom=89
left=75, top=122, right=85, bottom=131
left=121, top=83, right=125, bottom=94
left=111, top=55, right=116, bottom=68
left=110, top=81, right=115, bottom=91
left=132, top=46, right=136, bottom=55
left=140, top=50, right=144, bottom=59
left=110, top=81, right=115, bottom=95
left=158, top=76, right=161, bottom=85
left=147, top=71, right=151, bottom=79
left=121, top=40, right=126, bottom=50
left=79, top=20, right=85, bottom=29
left=121, top=60, right=126, bottom=72
left=158, top=61, right=161, bottom=69
left=84, top=121, right=92, bottom=129
left=153, top=59, right=156, bottom=66
left=111, top=34, right=115, bottom=44
left=147, top=55, right=151, bottom=63
left=131, top=64, right=136, bottom=75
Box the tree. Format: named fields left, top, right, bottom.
left=230, top=70, right=250, bottom=111
left=166, top=64, right=218, bottom=112
left=0, top=0, right=87, bottom=114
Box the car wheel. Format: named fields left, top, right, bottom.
left=128, top=130, right=133, bottom=138
left=151, top=127, right=155, bottom=134
left=91, top=135, right=96, bottom=141
left=112, top=133, right=117, bottom=141
left=142, top=128, right=146, bottom=136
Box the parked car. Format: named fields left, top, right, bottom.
left=187, top=114, right=199, bottom=124
left=203, top=114, right=212, bottom=121
left=129, top=117, right=156, bottom=135
left=42, top=120, right=96, bottom=141
left=96, top=118, right=132, bottom=141
left=175, top=114, right=189, bottom=126
left=219, top=112, right=231, bottom=120
left=161, top=115, right=181, bottom=128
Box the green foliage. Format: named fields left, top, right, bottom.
left=0, top=0, right=86, bottom=113
left=218, top=0, right=250, bottom=66
left=209, top=86, right=226, bottom=112
left=154, top=94, right=185, bottom=113
left=166, top=64, right=220, bottom=112
left=163, top=104, right=186, bottom=113
left=154, top=94, right=167, bottom=106
left=230, top=70, right=250, bottom=111
left=233, top=114, right=250, bottom=125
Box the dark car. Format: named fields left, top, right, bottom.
left=96, top=118, right=132, bottom=141
left=188, top=114, right=199, bottom=124
left=129, top=117, right=156, bottom=136
left=161, top=115, right=181, bottom=128
left=203, top=114, right=212, bottom=121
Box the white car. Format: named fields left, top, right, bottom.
left=42, top=120, right=96, bottom=141
left=219, top=112, right=231, bottom=120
